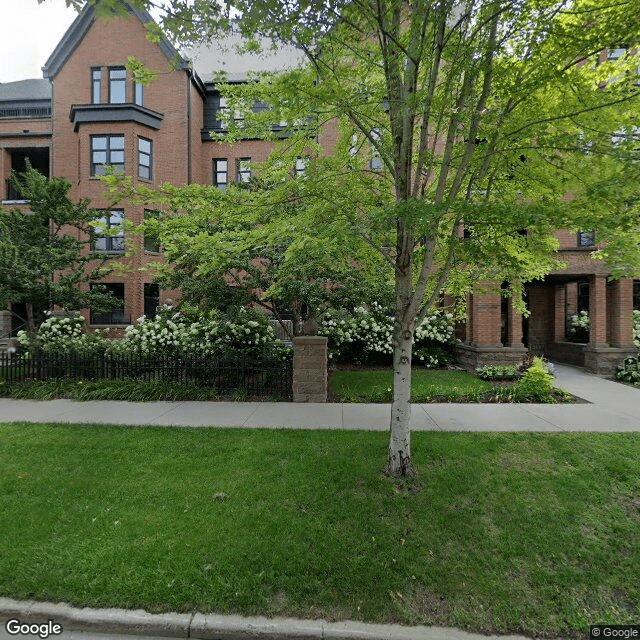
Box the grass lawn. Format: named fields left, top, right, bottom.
left=1, top=423, right=638, bottom=637
left=331, top=368, right=496, bottom=402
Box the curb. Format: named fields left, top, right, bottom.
left=0, top=598, right=540, bottom=640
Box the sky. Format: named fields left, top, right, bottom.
left=0, top=0, right=79, bottom=83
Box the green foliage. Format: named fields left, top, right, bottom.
left=0, top=169, right=120, bottom=328
left=475, top=365, right=520, bottom=381
left=0, top=379, right=219, bottom=402
left=633, top=310, right=640, bottom=351
left=616, top=357, right=640, bottom=386
left=513, top=357, right=556, bottom=403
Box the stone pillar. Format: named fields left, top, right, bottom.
left=506, top=298, right=523, bottom=348
left=292, top=336, right=328, bottom=403
left=0, top=310, right=11, bottom=338
left=554, top=285, right=566, bottom=342
left=589, top=275, right=607, bottom=346
left=608, top=279, right=634, bottom=348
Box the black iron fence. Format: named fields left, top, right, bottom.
left=0, top=351, right=292, bottom=399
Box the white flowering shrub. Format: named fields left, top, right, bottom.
left=568, top=310, right=590, bottom=343
left=570, top=311, right=591, bottom=331
left=319, top=303, right=455, bottom=367
left=112, top=305, right=282, bottom=360
left=17, top=312, right=109, bottom=356
left=633, top=309, right=640, bottom=351
left=18, top=306, right=288, bottom=362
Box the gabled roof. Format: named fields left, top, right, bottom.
left=42, top=2, right=190, bottom=80
left=0, top=79, right=51, bottom=102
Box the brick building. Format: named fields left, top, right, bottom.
left=1, top=2, right=638, bottom=374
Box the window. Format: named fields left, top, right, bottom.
left=236, top=157, right=251, bottom=183
left=90, top=283, right=127, bottom=325
left=607, top=47, right=627, bottom=62
left=295, top=157, right=308, bottom=178
left=213, top=158, right=228, bottom=188
left=92, top=210, right=125, bottom=253
left=370, top=128, right=382, bottom=170
left=577, top=281, right=590, bottom=313
left=577, top=230, right=595, bottom=248
left=91, top=135, right=125, bottom=176
left=134, top=82, right=144, bottom=106
left=91, top=68, right=101, bottom=104
left=109, top=67, right=126, bottom=104
left=138, top=137, right=152, bottom=180
left=143, top=209, right=160, bottom=253
left=144, top=283, right=160, bottom=319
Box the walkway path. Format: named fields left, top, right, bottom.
left=1, top=364, right=639, bottom=431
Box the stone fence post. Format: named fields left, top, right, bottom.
left=292, top=336, right=328, bottom=402
left=0, top=310, right=11, bottom=338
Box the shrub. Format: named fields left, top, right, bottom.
left=512, top=356, right=555, bottom=402
left=475, top=364, right=520, bottom=380
left=17, top=312, right=110, bottom=357
left=319, top=303, right=456, bottom=367
left=17, top=305, right=288, bottom=362
left=616, top=356, right=640, bottom=385
left=633, top=309, right=640, bottom=351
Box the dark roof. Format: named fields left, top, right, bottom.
left=42, top=2, right=190, bottom=80
left=0, top=79, right=51, bottom=102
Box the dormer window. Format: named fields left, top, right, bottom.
left=109, top=67, right=126, bottom=104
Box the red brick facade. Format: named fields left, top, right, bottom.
left=1, top=4, right=638, bottom=375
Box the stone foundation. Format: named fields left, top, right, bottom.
left=455, top=343, right=528, bottom=372
left=292, top=336, right=328, bottom=402
left=545, top=342, right=586, bottom=367
left=583, top=345, right=637, bottom=378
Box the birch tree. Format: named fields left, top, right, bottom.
left=95, top=0, right=640, bottom=475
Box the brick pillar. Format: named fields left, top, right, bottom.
left=554, top=285, right=566, bottom=342
left=465, top=294, right=473, bottom=343
left=608, top=279, right=634, bottom=348
left=506, top=298, right=523, bottom=348
left=292, top=336, right=328, bottom=403
left=589, top=275, right=607, bottom=346
left=470, top=290, right=502, bottom=347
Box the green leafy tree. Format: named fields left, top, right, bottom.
left=93, top=0, right=640, bottom=475
left=116, top=180, right=393, bottom=336
left=0, top=169, right=121, bottom=331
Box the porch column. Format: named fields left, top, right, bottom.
left=589, top=275, right=607, bottom=347
left=554, top=285, right=566, bottom=342
left=470, top=289, right=502, bottom=347
left=608, top=279, right=634, bottom=348
left=506, top=298, right=523, bottom=348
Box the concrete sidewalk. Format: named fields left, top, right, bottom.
left=1, top=364, right=639, bottom=431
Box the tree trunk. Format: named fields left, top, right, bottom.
left=25, top=302, right=36, bottom=334
left=387, top=322, right=413, bottom=476
left=387, top=242, right=414, bottom=477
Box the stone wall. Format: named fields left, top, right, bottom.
left=455, top=343, right=527, bottom=372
